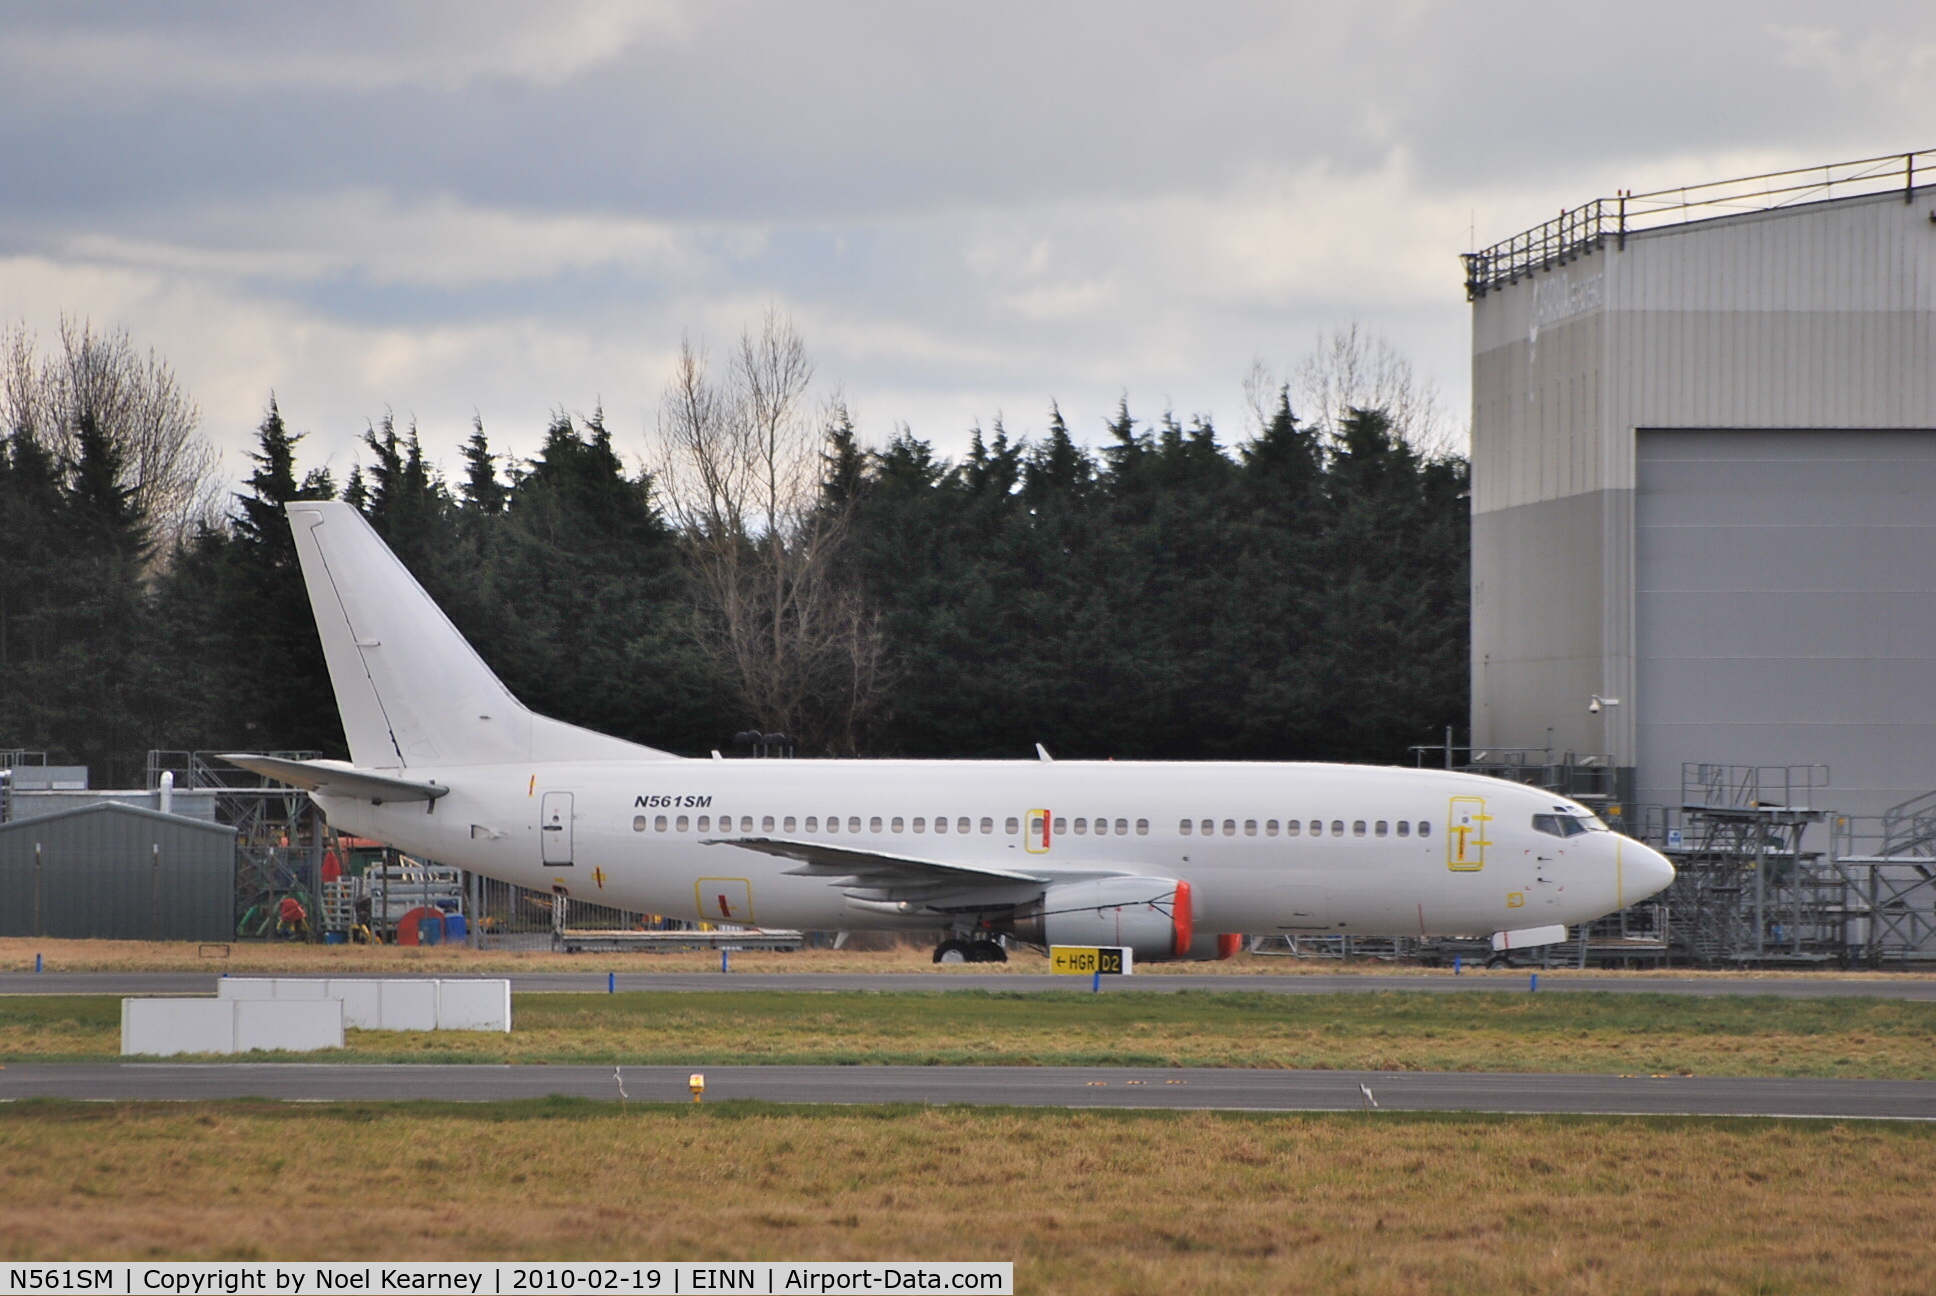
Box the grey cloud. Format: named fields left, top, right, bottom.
left=2, top=0, right=1931, bottom=478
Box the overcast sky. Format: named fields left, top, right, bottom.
left=3, top=1, right=1933, bottom=486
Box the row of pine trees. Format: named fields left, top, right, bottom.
left=2, top=378, right=1467, bottom=786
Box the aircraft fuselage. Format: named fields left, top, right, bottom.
left=319, top=758, right=1663, bottom=939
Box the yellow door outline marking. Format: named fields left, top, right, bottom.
left=1448, top=796, right=1491, bottom=872
left=1025, top=808, right=1052, bottom=854
left=695, top=877, right=753, bottom=923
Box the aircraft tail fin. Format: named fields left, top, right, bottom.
left=286, top=500, right=680, bottom=768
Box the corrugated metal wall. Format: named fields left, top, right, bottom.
left=0, top=804, right=236, bottom=940
left=1471, top=184, right=1936, bottom=804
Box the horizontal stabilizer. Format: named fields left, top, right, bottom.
left=221, top=754, right=448, bottom=804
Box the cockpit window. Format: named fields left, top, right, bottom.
left=1532, top=813, right=1593, bottom=838
left=1551, top=805, right=1613, bottom=832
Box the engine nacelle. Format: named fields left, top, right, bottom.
left=1010, top=877, right=1194, bottom=962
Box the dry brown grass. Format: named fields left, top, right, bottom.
left=9, top=936, right=1934, bottom=980
left=0, top=1102, right=1930, bottom=1293
left=10, top=989, right=1936, bottom=1078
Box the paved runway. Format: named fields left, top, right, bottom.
left=6, top=970, right=1936, bottom=998
left=3, top=1062, right=1931, bottom=1118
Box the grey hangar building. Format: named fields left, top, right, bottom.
left=1465, top=151, right=1936, bottom=826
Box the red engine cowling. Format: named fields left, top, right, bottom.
left=1010, top=877, right=1194, bottom=962
left=1173, top=930, right=1246, bottom=961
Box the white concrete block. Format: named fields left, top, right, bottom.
left=122, top=999, right=236, bottom=1056
left=436, top=979, right=512, bottom=1032
left=215, top=978, right=277, bottom=1000
left=377, top=979, right=440, bottom=1031
left=324, top=979, right=384, bottom=1029
left=234, top=999, right=343, bottom=1053
left=270, top=979, right=336, bottom=1000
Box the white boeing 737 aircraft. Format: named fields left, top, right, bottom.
left=226, top=501, right=1674, bottom=963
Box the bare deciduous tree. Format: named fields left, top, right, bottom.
left=652, top=309, right=889, bottom=755
left=2, top=317, right=221, bottom=553
left=1248, top=324, right=1459, bottom=456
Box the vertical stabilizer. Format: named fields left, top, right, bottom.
left=287, top=501, right=679, bottom=768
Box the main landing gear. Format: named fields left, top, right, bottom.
left=933, top=936, right=1009, bottom=964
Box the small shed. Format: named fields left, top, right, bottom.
left=0, top=802, right=237, bottom=941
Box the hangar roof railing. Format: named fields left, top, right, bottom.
left=1462, top=148, right=1935, bottom=298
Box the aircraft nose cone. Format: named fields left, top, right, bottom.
left=1628, top=840, right=1676, bottom=901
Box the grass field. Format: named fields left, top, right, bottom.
left=1, top=1101, right=1931, bottom=1293
left=7, top=989, right=1935, bottom=1078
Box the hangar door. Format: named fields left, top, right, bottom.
left=1635, top=430, right=1936, bottom=819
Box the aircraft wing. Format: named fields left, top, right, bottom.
left=219, top=754, right=449, bottom=804
left=704, top=837, right=1048, bottom=893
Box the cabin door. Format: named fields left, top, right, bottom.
left=1447, top=796, right=1489, bottom=872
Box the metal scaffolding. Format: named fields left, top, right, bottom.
left=1656, top=764, right=1834, bottom=966
left=145, top=750, right=325, bottom=938
left=1829, top=789, right=1936, bottom=965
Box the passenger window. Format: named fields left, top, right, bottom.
left=1054, top=816, right=1067, bottom=834
left=1201, top=819, right=1214, bottom=836
left=979, top=817, right=993, bottom=834
left=1396, top=820, right=1410, bottom=837
left=1006, top=817, right=1020, bottom=835
left=1244, top=820, right=1258, bottom=836
left=676, top=815, right=690, bottom=832
left=1221, top=819, right=1235, bottom=836
left=1352, top=820, right=1366, bottom=837
left=1074, top=818, right=1088, bottom=834
left=805, top=816, right=818, bottom=832
left=934, top=816, right=948, bottom=834
left=912, top=817, right=925, bottom=833
left=784, top=816, right=796, bottom=833
left=1135, top=819, right=1148, bottom=835
left=1286, top=820, right=1301, bottom=837
left=1331, top=821, right=1344, bottom=837
left=1179, top=819, right=1193, bottom=835
left=892, top=816, right=905, bottom=833
left=1375, top=820, right=1388, bottom=837
left=958, top=817, right=972, bottom=834
left=697, top=815, right=711, bottom=832
left=869, top=816, right=883, bottom=833
left=633, top=815, right=648, bottom=833
left=849, top=816, right=863, bottom=833
left=655, top=815, right=668, bottom=832
left=1265, top=819, right=1279, bottom=836
left=1419, top=820, right=1432, bottom=838
left=761, top=815, right=774, bottom=832
left=827, top=816, right=840, bottom=833
left=1310, top=820, right=1323, bottom=836
left=1115, top=818, right=1128, bottom=835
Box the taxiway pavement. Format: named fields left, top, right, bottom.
left=5, top=970, right=1936, bottom=998
left=3, top=1062, right=1932, bottom=1119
